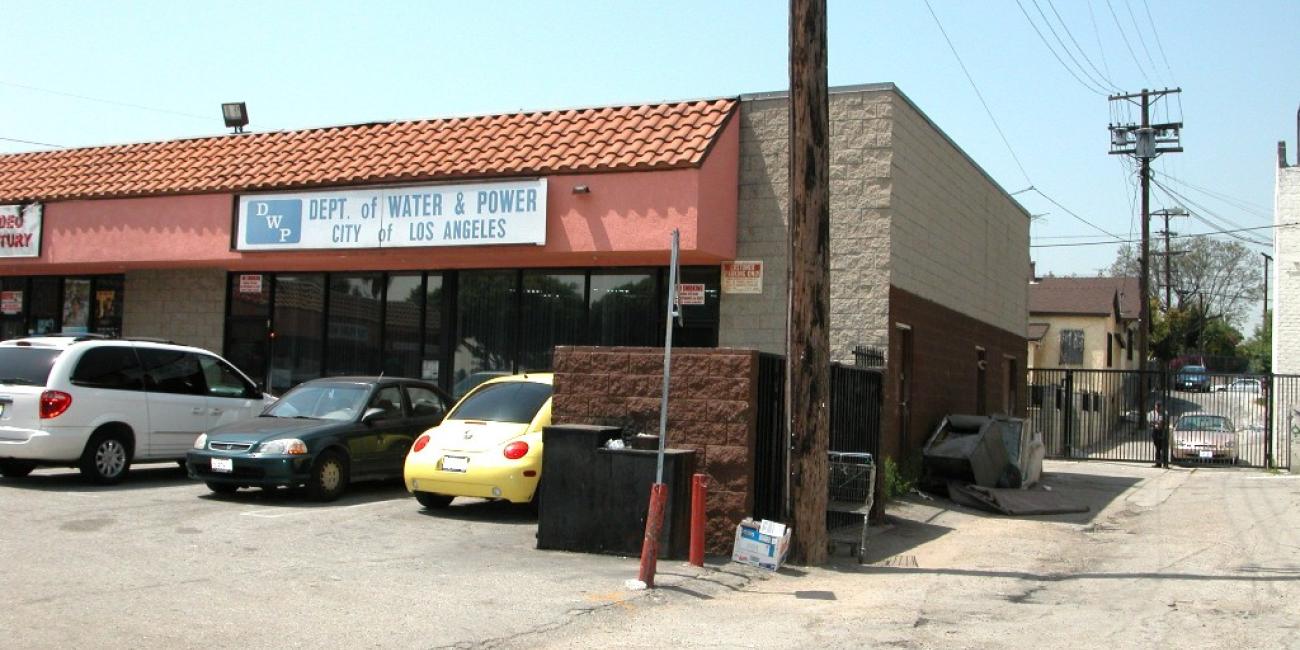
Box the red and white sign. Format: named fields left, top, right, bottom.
left=0, top=204, right=42, bottom=258
left=677, top=283, right=706, bottom=306
left=721, top=261, right=764, bottom=294
left=238, top=274, right=264, bottom=294
left=0, top=290, right=22, bottom=315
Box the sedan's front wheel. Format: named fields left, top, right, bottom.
left=306, top=450, right=349, bottom=502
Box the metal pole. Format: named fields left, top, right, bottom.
left=1138, top=89, right=1151, bottom=431
left=656, top=229, right=680, bottom=484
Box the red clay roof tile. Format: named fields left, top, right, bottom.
left=0, top=98, right=735, bottom=202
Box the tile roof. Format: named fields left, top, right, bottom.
left=1029, top=276, right=1141, bottom=319
left=0, top=98, right=737, bottom=203
left=1027, top=322, right=1050, bottom=341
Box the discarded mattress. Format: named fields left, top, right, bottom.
left=948, top=483, right=1089, bottom=516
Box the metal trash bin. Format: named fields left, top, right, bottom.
left=826, top=451, right=875, bottom=563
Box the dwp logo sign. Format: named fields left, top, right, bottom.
left=245, top=200, right=302, bottom=244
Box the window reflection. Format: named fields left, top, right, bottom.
left=326, top=274, right=382, bottom=376
left=383, top=274, right=424, bottom=379
left=589, top=271, right=658, bottom=346
left=454, top=271, right=517, bottom=384
left=519, top=272, right=585, bottom=370
left=271, top=274, right=324, bottom=393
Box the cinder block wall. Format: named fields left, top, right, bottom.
left=551, top=346, right=758, bottom=554
left=1275, top=165, right=1300, bottom=375
left=123, top=269, right=225, bottom=353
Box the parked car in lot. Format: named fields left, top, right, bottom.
left=187, top=377, right=450, bottom=501
left=1175, top=365, right=1211, bottom=392
left=1213, top=378, right=1262, bottom=393
left=404, top=373, right=552, bottom=508
left=1170, top=413, right=1238, bottom=464
left=0, top=335, right=270, bottom=483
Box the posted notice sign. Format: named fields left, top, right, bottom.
left=238, top=274, right=263, bottom=294
left=236, top=179, right=547, bottom=251
left=0, top=204, right=42, bottom=258
left=721, top=261, right=763, bottom=294
left=1, top=290, right=21, bottom=315
left=678, top=283, right=706, bottom=306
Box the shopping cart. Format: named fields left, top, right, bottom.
left=826, top=451, right=875, bottom=563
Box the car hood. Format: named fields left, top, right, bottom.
left=206, top=416, right=349, bottom=444
left=425, top=419, right=532, bottom=453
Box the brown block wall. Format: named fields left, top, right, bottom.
left=552, top=346, right=759, bottom=555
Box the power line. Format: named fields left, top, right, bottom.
left=1030, top=187, right=1127, bottom=241
left=1015, top=0, right=1110, bottom=95
left=0, top=136, right=64, bottom=149
left=1044, top=0, right=1120, bottom=91
left=1124, top=0, right=1164, bottom=85
left=1156, top=168, right=1272, bottom=219
left=1152, top=180, right=1272, bottom=247
left=1031, top=222, right=1298, bottom=248
left=923, top=0, right=1033, bottom=184
left=1141, top=0, right=1176, bottom=79
left=0, top=80, right=213, bottom=122
left=1086, top=0, right=1114, bottom=81
left=1105, top=0, right=1152, bottom=84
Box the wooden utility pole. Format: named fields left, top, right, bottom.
left=786, top=0, right=829, bottom=565
left=1154, top=207, right=1187, bottom=310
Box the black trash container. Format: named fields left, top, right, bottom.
left=537, top=424, right=696, bottom=558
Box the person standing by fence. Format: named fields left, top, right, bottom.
left=1148, top=400, right=1169, bottom=468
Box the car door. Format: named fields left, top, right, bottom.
left=389, top=383, right=448, bottom=471
left=196, top=354, right=263, bottom=427
left=349, top=385, right=403, bottom=477
left=136, top=348, right=211, bottom=459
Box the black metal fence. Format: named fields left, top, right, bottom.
left=1028, top=367, right=1294, bottom=469
left=753, top=354, right=884, bottom=521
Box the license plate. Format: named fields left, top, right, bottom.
left=1198, top=450, right=1213, bottom=459
left=442, top=455, right=468, bottom=472
left=211, top=457, right=233, bottom=473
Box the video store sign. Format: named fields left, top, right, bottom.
left=0, top=203, right=41, bottom=258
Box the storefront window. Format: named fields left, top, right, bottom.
left=28, top=277, right=60, bottom=335
left=519, top=271, right=586, bottom=370
left=424, top=274, right=444, bottom=382
left=91, top=276, right=124, bottom=338
left=226, top=273, right=271, bottom=388
left=0, top=277, right=26, bottom=340
left=454, top=270, right=518, bottom=385
left=590, top=271, right=658, bottom=347
left=325, top=274, right=382, bottom=376
left=383, top=273, right=424, bottom=379
left=270, top=274, right=324, bottom=393
left=672, top=266, right=720, bottom=348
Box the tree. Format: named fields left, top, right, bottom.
left=1241, top=311, right=1272, bottom=374
left=1109, top=235, right=1263, bottom=328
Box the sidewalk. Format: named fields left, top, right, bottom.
left=516, top=461, right=1300, bottom=649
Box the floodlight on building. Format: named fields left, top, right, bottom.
left=222, top=102, right=249, bottom=134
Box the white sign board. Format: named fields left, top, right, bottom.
left=0, top=204, right=42, bottom=258
left=721, top=261, right=763, bottom=294
left=236, top=179, right=547, bottom=251
left=238, top=274, right=263, bottom=293
left=678, top=283, right=706, bottom=306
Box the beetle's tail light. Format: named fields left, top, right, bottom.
left=40, top=390, right=72, bottom=419
left=412, top=434, right=431, bottom=453
left=503, top=441, right=529, bottom=460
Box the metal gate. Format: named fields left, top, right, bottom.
left=753, top=355, right=883, bottom=521
left=1028, top=367, right=1293, bottom=469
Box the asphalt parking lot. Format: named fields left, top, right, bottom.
left=0, top=463, right=652, bottom=649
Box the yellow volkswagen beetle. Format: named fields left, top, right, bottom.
left=404, top=373, right=552, bottom=508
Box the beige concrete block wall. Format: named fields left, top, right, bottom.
left=1274, top=165, right=1300, bottom=375
left=122, top=269, right=226, bottom=353
left=721, top=88, right=893, bottom=361
left=888, top=93, right=1030, bottom=337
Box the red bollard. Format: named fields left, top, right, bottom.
left=689, top=473, right=708, bottom=567
left=637, top=482, right=668, bottom=588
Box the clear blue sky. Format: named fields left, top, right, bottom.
left=2, top=0, right=1296, bottom=284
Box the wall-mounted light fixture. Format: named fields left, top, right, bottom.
left=222, top=102, right=249, bottom=134
left=572, top=184, right=590, bottom=194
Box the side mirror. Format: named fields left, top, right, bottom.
left=362, top=407, right=386, bottom=423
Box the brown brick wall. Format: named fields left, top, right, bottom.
left=883, top=286, right=1028, bottom=463
left=552, top=346, right=758, bottom=554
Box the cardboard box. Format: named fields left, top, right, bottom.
left=731, top=518, right=791, bottom=571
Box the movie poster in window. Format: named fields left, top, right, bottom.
left=62, top=278, right=91, bottom=333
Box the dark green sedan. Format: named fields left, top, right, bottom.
left=186, top=377, right=450, bottom=501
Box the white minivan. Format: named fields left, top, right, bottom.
left=0, top=336, right=272, bottom=483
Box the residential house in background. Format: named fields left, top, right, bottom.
left=1026, top=275, right=1140, bottom=453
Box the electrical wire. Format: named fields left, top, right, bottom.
left=0, top=80, right=213, bottom=122
left=1141, top=0, right=1176, bottom=79
left=1044, top=0, right=1120, bottom=91
left=1152, top=181, right=1272, bottom=247
left=1016, top=0, right=1111, bottom=95
left=923, top=0, right=1033, bottom=185
left=0, top=136, right=64, bottom=149
left=1031, top=187, right=1127, bottom=241
left=1105, top=0, right=1153, bottom=85
left=1124, top=0, right=1164, bottom=85
left=1030, top=222, right=1297, bottom=248
left=1156, top=168, right=1272, bottom=220
left=1086, top=0, right=1114, bottom=82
